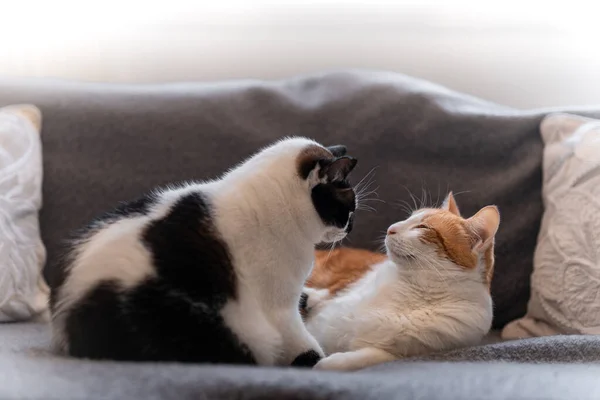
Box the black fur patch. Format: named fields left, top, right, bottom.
left=299, top=292, right=309, bottom=318
left=291, top=350, right=322, bottom=368
left=62, top=190, right=256, bottom=364
left=299, top=292, right=308, bottom=312
left=66, top=280, right=138, bottom=360
left=50, top=193, right=158, bottom=310
left=311, top=182, right=356, bottom=229
left=142, top=192, right=237, bottom=302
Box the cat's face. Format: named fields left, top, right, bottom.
left=384, top=193, right=500, bottom=285
left=297, top=144, right=358, bottom=244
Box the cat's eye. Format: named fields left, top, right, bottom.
left=414, top=224, right=429, bottom=230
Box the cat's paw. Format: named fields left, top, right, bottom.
left=313, top=352, right=359, bottom=371
left=291, top=349, right=322, bottom=368
left=314, top=348, right=396, bottom=371
left=313, top=352, right=352, bottom=371
left=299, top=292, right=310, bottom=317
left=300, top=287, right=330, bottom=316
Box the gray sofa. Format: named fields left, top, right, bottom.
left=1, top=70, right=600, bottom=399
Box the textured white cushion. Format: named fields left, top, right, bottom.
left=503, top=113, right=600, bottom=338
left=0, top=104, right=48, bottom=322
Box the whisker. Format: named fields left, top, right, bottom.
left=353, top=169, right=380, bottom=214
left=355, top=184, right=378, bottom=202
left=358, top=203, right=377, bottom=211
left=354, top=178, right=378, bottom=204
left=325, top=240, right=338, bottom=264
left=356, top=186, right=380, bottom=198
left=419, top=181, right=432, bottom=209
left=357, top=204, right=377, bottom=213
left=356, top=192, right=381, bottom=204
left=357, top=203, right=376, bottom=210
left=451, top=189, right=472, bottom=198
left=401, top=185, right=419, bottom=212
left=355, top=179, right=383, bottom=213
left=426, top=185, right=433, bottom=208
left=374, top=230, right=388, bottom=253
left=394, top=199, right=414, bottom=216
left=354, top=167, right=378, bottom=192
left=435, top=181, right=441, bottom=209
left=360, top=198, right=386, bottom=204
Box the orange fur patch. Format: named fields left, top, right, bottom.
left=419, top=210, right=479, bottom=270
left=308, top=248, right=387, bottom=294
left=418, top=208, right=497, bottom=289
left=483, top=241, right=495, bottom=289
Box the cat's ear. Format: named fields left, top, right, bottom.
left=468, top=206, right=500, bottom=252
left=327, top=145, right=347, bottom=158
left=319, top=156, right=357, bottom=182
left=441, top=192, right=461, bottom=216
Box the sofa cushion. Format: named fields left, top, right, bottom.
left=0, top=105, right=49, bottom=322
left=503, top=113, right=600, bottom=338
left=0, top=70, right=578, bottom=327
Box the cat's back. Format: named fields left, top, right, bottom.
left=50, top=182, right=257, bottom=362
left=52, top=183, right=220, bottom=305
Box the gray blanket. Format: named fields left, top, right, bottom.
left=1, top=323, right=600, bottom=400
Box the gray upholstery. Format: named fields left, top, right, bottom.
left=1, top=323, right=600, bottom=400
left=0, top=70, right=552, bottom=327
left=1, top=70, right=600, bottom=399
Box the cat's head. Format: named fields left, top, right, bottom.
left=295, top=141, right=358, bottom=244
left=384, top=192, right=500, bottom=287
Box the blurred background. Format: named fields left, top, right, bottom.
left=2, top=0, right=598, bottom=109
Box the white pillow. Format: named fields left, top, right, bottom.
left=502, top=113, right=600, bottom=338
left=0, top=104, right=49, bottom=322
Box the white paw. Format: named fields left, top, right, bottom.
left=313, top=352, right=356, bottom=371
left=303, top=287, right=330, bottom=311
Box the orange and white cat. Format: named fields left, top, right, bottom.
left=303, top=193, right=500, bottom=371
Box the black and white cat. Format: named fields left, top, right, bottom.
left=50, top=137, right=358, bottom=367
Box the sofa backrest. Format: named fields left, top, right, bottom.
left=0, top=70, right=551, bottom=327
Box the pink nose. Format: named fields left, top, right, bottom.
left=387, top=227, right=397, bottom=235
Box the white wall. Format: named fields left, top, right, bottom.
left=2, top=1, right=600, bottom=109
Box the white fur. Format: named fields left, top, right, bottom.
left=306, top=210, right=494, bottom=371
left=52, top=137, right=349, bottom=365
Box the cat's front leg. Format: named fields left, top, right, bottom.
left=313, top=347, right=396, bottom=371
left=293, top=287, right=332, bottom=366
left=280, top=314, right=325, bottom=368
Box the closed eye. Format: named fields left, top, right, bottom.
left=414, top=224, right=430, bottom=230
